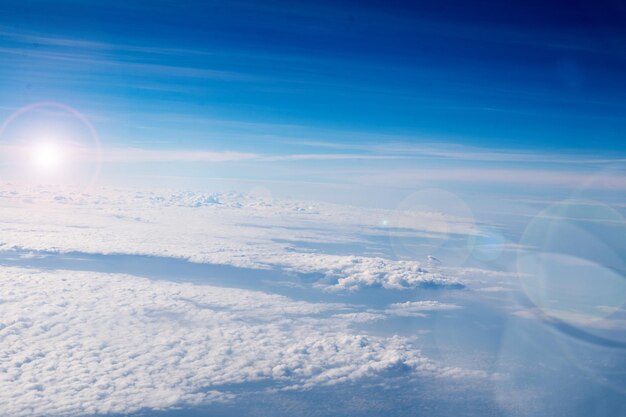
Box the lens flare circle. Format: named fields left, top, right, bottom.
left=517, top=200, right=626, bottom=326
left=390, top=188, right=475, bottom=265
left=0, top=101, right=102, bottom=189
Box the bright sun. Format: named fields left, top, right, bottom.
left=30, top=141, right=65, bottom=173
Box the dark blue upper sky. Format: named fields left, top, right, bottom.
left=1, top=0, right=626, bottom=152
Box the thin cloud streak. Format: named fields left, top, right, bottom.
left=354, top=168, right=626, bottom=189
left=286, top=139, right=626, bottom=165
left=262, top=153, right=405, bottom=161
left=97, top=148, right=626, bottom=190
left=0, top=145, right=404, bottom=163
left=101, top=149, right=403, bottom=162
left=100, top=148, right=258, bottom=163
left=4, top=144, right=624, bottom=190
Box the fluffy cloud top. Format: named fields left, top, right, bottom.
left=0, top=267, right=482, bottom=416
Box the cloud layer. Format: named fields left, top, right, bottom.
left=0, top=184, right=472, bottom=291
left=0, top=267, right=481, bottom=416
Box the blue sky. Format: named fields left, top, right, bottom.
left=2, top=0, right=626, bottom=151
left=1, top=0, right=626, bottom=207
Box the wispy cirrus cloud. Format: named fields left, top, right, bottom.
left=3, top=142, right=625, bottom=190
left=100, top=148, right=259, bottom=162
left=0, top=144, right=407, bottom=163
left=285, top=139, right=626, bottom=165
left=101, top=149, right=404, bottom=163
left=352, top=167, right=626, bottom=189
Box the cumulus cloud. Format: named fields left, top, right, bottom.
left=278, top=253, right=461, bottom=291
left=0, top=267, right=483, bottom=416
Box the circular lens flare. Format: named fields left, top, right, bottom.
left=0, top=101, right=102, bottom=190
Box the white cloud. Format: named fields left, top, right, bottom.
left=0, top=184, right=473, bottom=291
left=331, top=311, right=388, bottom=323
left=285, top=139, right=626, bottom=165
left=476, top=286, right=510, bottom=293
left=312, top=255, right=460, bottom=291
left=595, top=305, right=626, bottom=315
left=100, top=148, right=259, bottom=162
left=262, top=153, right=404, bottom=161
left=0, top=267, right=483, bottom=416
left=386, top=301, right=462, bottom=317
left=0, top=145, right=408, bottom=165
left=355, top=168, right=626, bottom=190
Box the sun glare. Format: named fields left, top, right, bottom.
left=30, top=141, right=65, bottom=173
